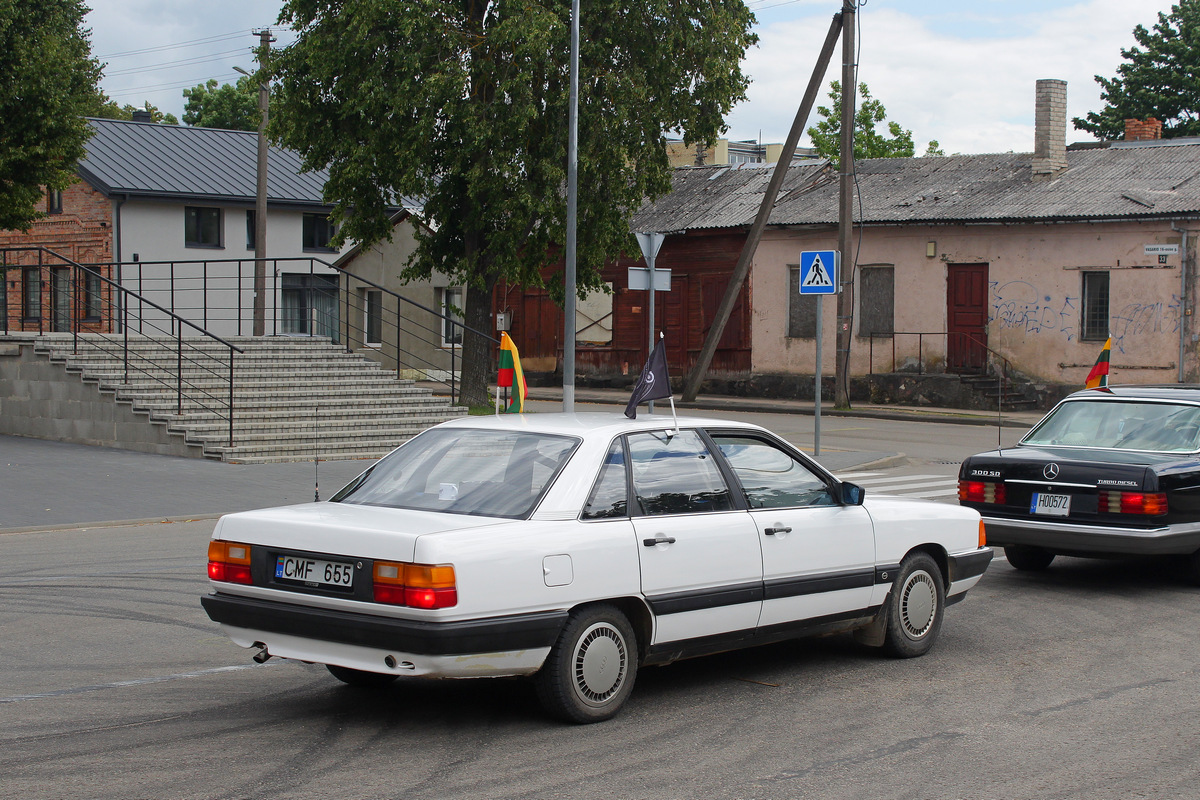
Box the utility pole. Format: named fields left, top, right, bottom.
left=834, top=1, right=856, bottom=408
left=680, top=11, right=844, bottom=402
left=251, top=29, right=273, bottom=337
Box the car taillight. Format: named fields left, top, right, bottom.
left=1100, top=491, right=1167, bottom=516
left=208, top=540, right=252, bottom=584
left=373, top=561, right=457, bottom=609
left=958, top=480, right=1006, bottom=505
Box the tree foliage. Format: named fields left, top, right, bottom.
left=807, top=81, right=940, bottom=167
left=0, top=0, right=102, bottom=230
left=269, top=0, right=757, bottom=404
left=183, top=78, right=259, bottom=131
left=1074, top=0, right=1200, bottom=140
left=88, top=92, right=179, bottom=125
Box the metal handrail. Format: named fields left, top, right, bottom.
left=867, top=330, right=1014, bottom=410
left=2, top=247, right=244, bottom=447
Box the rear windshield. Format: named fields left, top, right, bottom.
left=331, top=428, right=579, bottom=518
left=1022, top=400, right=1200, bottom=453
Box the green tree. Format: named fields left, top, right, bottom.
left=183, top=78, right=259, bottom=131
left=1074, top=1, right=1200, bottom=140
left=87, top=92, right=179, bottom=125
left=269, top=0, right=757, bottom=405
left=0, top=0, right=102, bottom=230
left=807, top=81, right=939, bottom=167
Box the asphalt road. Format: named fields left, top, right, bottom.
left=3, top=518, right=1199, bottom=799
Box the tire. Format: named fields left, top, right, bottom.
left=882, top=552, right=945, bottom=658
left=1184, top=550, right=1200, bottom=586
left=326, top=664, right=398, bottom=688
left=1005, top=544, right=1055, bottom=572
left=535, top=604, right=638, bottom=724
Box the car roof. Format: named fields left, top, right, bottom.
left=1063, top=385, right=1200, bottom=404
left=435, top=411, right=766, bottom=438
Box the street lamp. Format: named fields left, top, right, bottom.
left=235, top=58, right=269, bottom=336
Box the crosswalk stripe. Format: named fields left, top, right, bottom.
left=855, top=473, right=946, bottom=485
left=834, top=471, right=881, bottom=480
left=863, top=479, right=958, bottom=494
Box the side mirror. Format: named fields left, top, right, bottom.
left=841, top=482, right=865, bottom=506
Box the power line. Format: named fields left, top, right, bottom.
left=103, top=48, right=251, bottom=77
left=95, top=29, right=254, bottom=59
left=104, top=72, right=239, bottom=98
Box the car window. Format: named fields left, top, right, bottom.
left=331, top=428, right=578, bottom=518
left=1023, top=400, right=1200, bottom=453
left=627, top=430, right=734, bottom=516
left=582, top=440, right=628, bottom=520
left=711, top=434, right=835, bottom=508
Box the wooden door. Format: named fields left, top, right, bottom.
left=946, top=264, right=988, bottom=372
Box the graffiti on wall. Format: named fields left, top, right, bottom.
left=990, top=281, right=1078, bottom=341
left=991, top=280, right=1181, bottom=354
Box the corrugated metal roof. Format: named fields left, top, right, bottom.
left=77, top=117, right=331, bottom=206
left=631, top=162, right=833, bottom=231
left=631, top=143, right=1200, bottom=231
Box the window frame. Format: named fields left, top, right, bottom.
left=857, top=265, right=895, bottom=338
left=302, top=213, right=337, bottom=253
left=22, top=267, right=42, bottom=321
left=184, top=206, right=223, bottom=249
left=47, top=189, right=63, bottom=215
left=364, top=289, right=383, bottom=347
left=439, top=287, right=464, bottom=347
left=1081, top=270, right=1111, bottom=342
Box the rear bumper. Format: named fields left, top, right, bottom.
left=201, top=592, right=567, bottom=656
left=981, top=517, right=1200, bottom=556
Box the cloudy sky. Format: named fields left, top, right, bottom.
left=86, top=0, right=1174, bottom=155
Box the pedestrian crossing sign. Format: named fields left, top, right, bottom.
left=799, top=250, right=839, bottom=295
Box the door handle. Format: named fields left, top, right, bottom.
left=643, top=536, right=677, bottom=547
left=764, top=526, right=792, bottom=535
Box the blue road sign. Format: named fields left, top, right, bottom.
left=799, top=250, right=839, bottom=295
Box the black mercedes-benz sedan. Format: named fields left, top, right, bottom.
left=959, top=385, right=1200, bottom=581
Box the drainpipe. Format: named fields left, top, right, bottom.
left=1173, top=223, right=1189, bottom=383
left=114, top=194, right=127, bottom=334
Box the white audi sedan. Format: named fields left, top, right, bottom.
left=203, top=413, right=991, bottom=723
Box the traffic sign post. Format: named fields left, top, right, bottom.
left=799, top=250, right=840, bottom=454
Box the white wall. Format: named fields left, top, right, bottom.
left=114, top=199, right=352, bottom=338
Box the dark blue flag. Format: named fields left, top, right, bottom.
left=625, top=338, right=671, bottom=418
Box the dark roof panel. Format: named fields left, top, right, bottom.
left=78, top=118, right=331, bottom=206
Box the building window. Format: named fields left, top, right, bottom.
left=47, top=189, right=63, bottom=215
left=858, top=266, right=895, bottom=337
left=185, top=206, right=223, bottom=248
left=22, top=268, right=41, bottom=320
left=787, top=266, right=818, bottom=338
left=303, top=213, right=336, bottom=252
left=1081, top=271, right=1110, bottom=341
left=577, top=283, right=614, bottom=344
left=82, top=268, right=103, bottom=320
left=440, top=287, right=464, bottom=346
left=364, top=289, right=382, bottom=346
left=245, top=210, right=256, bottom=250
left=281, top=273, right=339, bottom=339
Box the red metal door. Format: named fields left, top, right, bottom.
left=946, top=264, right=988, bottom=372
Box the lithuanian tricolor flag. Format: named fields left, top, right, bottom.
left=497, top=332, right=527, bottom=413
left=1085, top=337, right=1111, bottom=389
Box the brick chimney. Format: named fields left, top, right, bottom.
left=1124, top=118, right=1163, bottom=141
left=1032, top=79, right=1068, bottom=181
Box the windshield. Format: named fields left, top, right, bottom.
left=1022, top=399, right=1200, bottom=453
left=331, top=428, right=579, bottom=517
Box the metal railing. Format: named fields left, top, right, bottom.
left=2, top=247, right=243, bottom=446
left=867, top=330, right=1016, bottom=409
left=10, top=252, right=500, bottom=407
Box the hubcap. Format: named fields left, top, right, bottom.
left=573, top=622, right=627, bottom=706
left=900, top=569, right=937, bottom=639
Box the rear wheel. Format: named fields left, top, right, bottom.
left=882, top=553, right=945, bottom=658
left=1184, top=550, right=1200, bottom=586
left=535, top=604, right=638, bottom=724
left=1005, top=544, right=1055, bottom=572
left=326, top=664, right=398, bottom=688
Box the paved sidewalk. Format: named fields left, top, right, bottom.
left=2, top=390, right=1043, bottom=532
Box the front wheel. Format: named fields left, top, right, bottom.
left=1005, top=544, right=1055, bottom=572
left=535, top=604, right=638, bottom=723
left=882, top=553, right=945, bottom=658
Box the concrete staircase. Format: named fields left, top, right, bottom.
left=31, top=334, right=467, bottom=463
